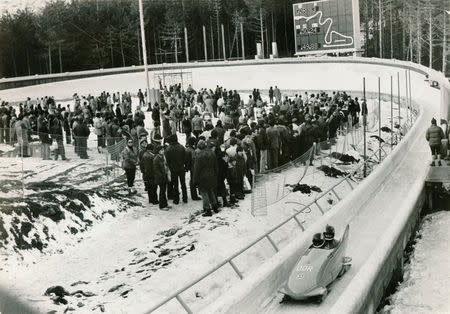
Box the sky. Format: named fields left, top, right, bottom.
left=0, top=0, right=58, bottom=15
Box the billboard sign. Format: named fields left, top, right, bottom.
left=293, top=0, right=361, bottom=55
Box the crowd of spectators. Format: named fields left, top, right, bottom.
left=0, top=84, right=365, bottom=216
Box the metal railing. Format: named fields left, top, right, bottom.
left=144, top=107, right=416, bottom=314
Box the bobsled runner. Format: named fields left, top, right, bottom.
left=279, top=225, right=351, bottom=302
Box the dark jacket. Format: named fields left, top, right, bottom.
left=185, top=145, right=196, bottom=172
left=266, top=126, right=280, bottom=150
left=140, top=150, right=156, bottom=180
left=426, top=125, right=445, bottom=146
left=193, top=148, right=218, bottom=190
left=153, top=153, right=168, bottom=184
left=165, top=142, right=186, bottom=173
left=121, top=145, right=138, bottom=169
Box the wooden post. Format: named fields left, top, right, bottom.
left=408, top=70, right=412, bottom=125
left=378, top=0, right=382, bottom=58
left=405, top=70, right=409, bottom=128
left=203, top=25, right=207, bottom=61
left=390, top=75, right=393, bottom=147
left=221, top=24, right=226, bottom=61
left=363, top=77, right=367, bottom=177
left=429, top=9, right=432, bottom=68
left=378, top=77, right=381, bottom=163
left=397, top=72, right=401, bottom=140
left=48, top=43, right=52, bottom=74
left=184, top=26, right=189, bottom=62
left=260, top=7, right=265, bottom=58
left=138, top=0, right=151, bottom=108
left=240, top=22, right=245, bottom=60
left=443, top=12, right=447, bottom=74
left=58, top=42, right=62, bottom=73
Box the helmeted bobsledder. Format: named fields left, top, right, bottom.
left=279, top=225, right=352, bottom=303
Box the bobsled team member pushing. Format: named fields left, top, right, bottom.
left=323, top=225, right=337, bottom=249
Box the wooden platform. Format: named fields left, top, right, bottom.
left=426, top=165, right=450, bottom=183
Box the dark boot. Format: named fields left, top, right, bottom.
left=212, top=203, right=220, bottom=213
left=202, top=207, right=212, bottom=217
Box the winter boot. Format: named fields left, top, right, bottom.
left=212, top=203, right=220, bottom=213
left=202, top=207, right=212, bottom=217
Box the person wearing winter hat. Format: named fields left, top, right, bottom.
left=426, top=118, right=445, bottom=166
left=121, top=138, right=138, bottom=194
left=312, top=233, right=325, bottom=248
left=193, top=139, right=219, bottom=216
left=323, top=225, right=337, bottom=249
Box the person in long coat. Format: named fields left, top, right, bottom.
left=121, top=138, right=138, bottom=194
left=193, top=140, right=219, bottom=216
left=153, top=144, right=171, bottom=210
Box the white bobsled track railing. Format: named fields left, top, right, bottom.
left=144, top=108, right=418, bottom=314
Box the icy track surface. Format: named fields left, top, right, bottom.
left=383, top=211, right=450, bottom=314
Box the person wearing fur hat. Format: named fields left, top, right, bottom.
left=426, top=118, right=445, bottom=166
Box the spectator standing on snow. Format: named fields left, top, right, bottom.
left=39, top=117, right=52, bottom=160
left=165, top=134, right=188, bottom=204
left=266, top=120, right=280, bottom=169
left=140, top=143, right=158, bottom=204
left=121, top=138, right=138, bottom=194
left=426, top=118, right=445, bottom=166
left=153, top=144, right=171, bottom=210
left=49, top=114, right=67, bottom=160
left=269, top=87, right=274, bottom=103
left=274, top=86, right=281, bottom=104
left=93, top=113, right=105, bottom=153
left=193, top=140, right=219, bottom=217
left=192, top=112, right=203, bottom=139
left=185, top=136, right=201, bottom=201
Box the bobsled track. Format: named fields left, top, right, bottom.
left=0, top=57, right=449, bottom=314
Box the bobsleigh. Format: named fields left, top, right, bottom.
left=279, top=225, right=351, bottom=302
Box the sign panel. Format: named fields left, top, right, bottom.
left=293, top=0, right=361, bottom=55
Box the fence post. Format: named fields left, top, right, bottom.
left=228, top=260, right=244, bottom=279
left=266, top=234, right=279, bottom=252
left=363, top=77, right=367, bottom=177
left=21, top=140, right=25, bottom=199
left=390, top=75, right=394, bottom=147
left=378, top=77, right=382, bottom=163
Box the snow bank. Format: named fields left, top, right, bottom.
left=382, top=211, right=450, bottom=314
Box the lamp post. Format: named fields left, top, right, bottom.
left=139, top=0, right=152, bottom=109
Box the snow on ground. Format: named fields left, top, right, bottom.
left=382, top=211, right=450, bottom=314
left=0, top=74, right=411, bottom=313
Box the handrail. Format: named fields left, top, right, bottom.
left=143, top=118, right=409, bottom=313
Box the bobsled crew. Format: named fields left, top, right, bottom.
left=280, top=225, right=352, bottom=302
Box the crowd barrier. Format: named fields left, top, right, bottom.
left=145, top=105, right=416, bottom=314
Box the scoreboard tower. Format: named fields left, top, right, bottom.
left=293, top=0, right=361, bottom=56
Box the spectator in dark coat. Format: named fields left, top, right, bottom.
left=73, top=118, right=90, bottom=159
left=164, top=134, right=188, bottom=204
left=49, top=114, right=67, bottom=160
left=121, top=138, right=138, bottom=194
left=140, top=143, right=158, bottom=204
left=185, top=136, right=201, bottom=200
left=327, top=110, right=341, bottom=143
left=426, top=118, right=445, bottom=166
left=39, top=118, right=52, bottom=160
left=182, top=116, right=192, bottom=141
left=153, top=144, right=171, bottom=210
left=266, top=120, right=280, bottom=169
left=193, top=140, right=219, bottom=216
